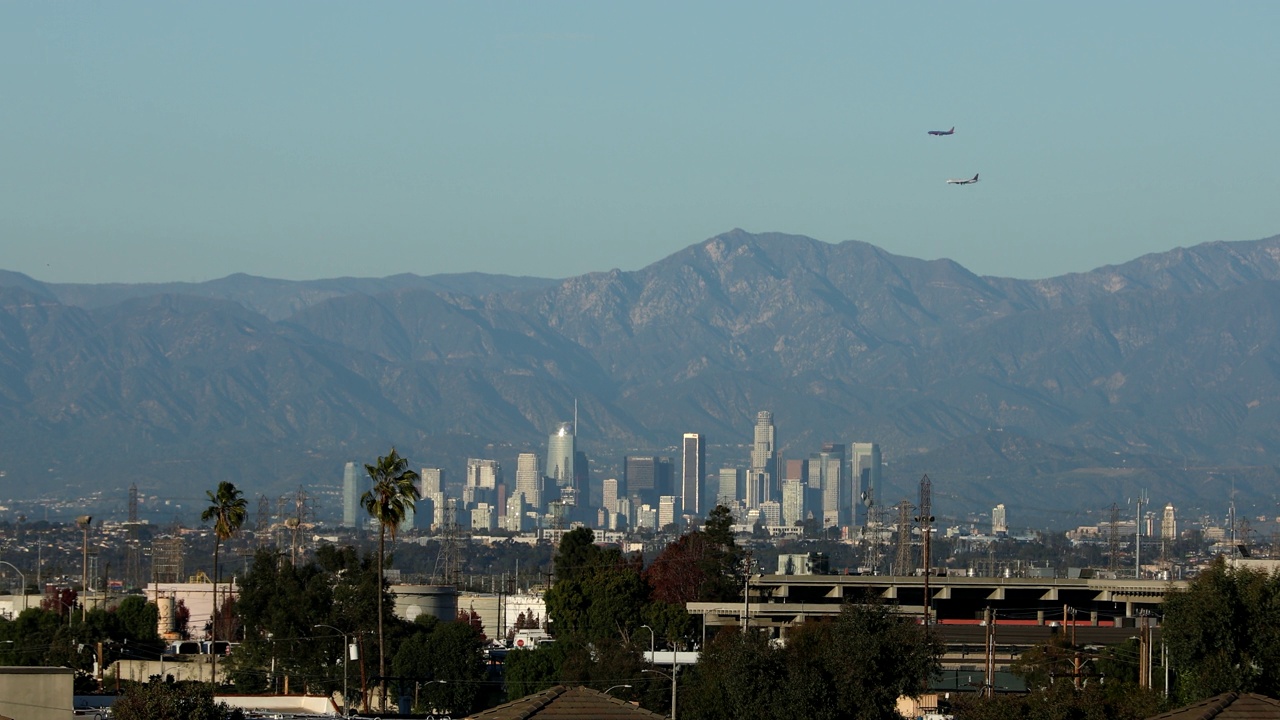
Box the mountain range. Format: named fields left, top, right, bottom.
left=5, top=229, right=1280, bottom=525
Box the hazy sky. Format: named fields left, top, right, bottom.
left=3, top=3, right=1279, bottom=284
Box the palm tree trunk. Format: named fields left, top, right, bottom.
left=377, top=524, right=386, bottom=710
left=211, top=540, right=220, bottom=689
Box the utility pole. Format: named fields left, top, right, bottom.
left=77, top=515, right=93, bottom=622
left=741, top=551, right=753, bottom=633
left=983, top=607, right=996, bottom=698
left=1137, top=612, right=1150, bottom=689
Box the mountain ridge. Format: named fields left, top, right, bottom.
left=4, top=230, right=1280, bottom=521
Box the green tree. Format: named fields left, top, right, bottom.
left=948, top=679, right=1162, bottom=720
left=1162, top=556, right=1280, bottom=704
left=801, top=602, right=939, bottom=720
left=361, top=447, right=420, bottom=708
left=392, top=615, right=488, bottom=715
left=227, top=548, right=337, bottom=693
left=201, top=480, right=247, bottom=688
left=682, top=629, right=789, bottom=720
left=553, top=527, right=603, bottom=583
left=112, top=678, right=245, bottom=720
left=545, top=541, right=647, bottom=642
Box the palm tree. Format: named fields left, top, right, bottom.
left=201, top=480, right=247, bottom=688
left=361, top=447, right=420, bottom=709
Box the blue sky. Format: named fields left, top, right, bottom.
left=3, top=3, right=1278, bottom=284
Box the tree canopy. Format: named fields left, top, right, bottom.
left=1162, top=557, right=1280, bottom=704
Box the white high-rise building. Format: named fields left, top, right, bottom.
left=637, top=504, right=657, bottom=530
left=1161, top=503, right=1177, bottom=540
left=749, top=411, right=776, bottom=508
left=421, top=468, right=444, bottom=496
left=516, top=453, right=543, bottom=511
left=342, top=462, right=361, bottom=528
left=471, top=503, right=496, bottom=532
left=427, top=491, right=446, bottom=529
left=658, top=495, right=680, bottom=529
left=851, top=443, right=881, bottom=526
left=811, top=448, right=843, bottom=529
left=602, top=478, right=619, bottom=514
left=759, top=500, right=782, bottom=527
left=781, top=479, right=806, bottom=528
left=505, top=494, right=528, bottom=532
left=467, top=459, right=500, bottom=489
left=992, top=503, right=1008, bottom=535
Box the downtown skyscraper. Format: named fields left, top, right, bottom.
left=515, top=452, right=543, bottom=512
left=748, top=411, right=776, bottom=509
left=547, top=422, right=575, bottom=488
left=341, top=462, right=361, bottom=528
left=682, top=433, right=705, bottom=517
left=851, top=442, right=881, bottom=526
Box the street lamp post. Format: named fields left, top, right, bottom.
left=0, top=561, right=25, bottom=615
left=314, top=625, right=350, bottom=718
left=604, top=684, right=632, bottom=695
left=416, top=679, right=447, bottom=713
left=640, top=624, right=655, bottom=664
left=643, top=667, right=678, bottom=720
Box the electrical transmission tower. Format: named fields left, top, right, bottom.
left=433, top=498, right=463, bottom=586
left=287, top=486, right=313, bottom=566
left=894, top=500, right=915, bottom=576
left=1107, top=504, right=1121, bottom=573
left=255, top=495, right=272, bottom=547
left=864, top=505, right=886, bottom=575
left=124, top=484, right=144, bottom=590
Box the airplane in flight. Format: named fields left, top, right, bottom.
left=946, top=173, right=979, bottom=185
left=927, top=126, right=955, bottom=136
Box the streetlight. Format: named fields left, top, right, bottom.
left=314, top=625, right=350, bottom=718
left=416, top=679, right=447, bottom=713
left=0, top=561, right=25, bottom=615
left=643, top=667, right=678, bottom=720
left=640, top=624, right=655, bottom=664
left=604, top=684, right=631, bottom=695
left=76, top=515, right=92, bottom=622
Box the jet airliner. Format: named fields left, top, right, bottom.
left=927, top=126, right=955, bottom=136
left=946, top=173, right=979, bottom=185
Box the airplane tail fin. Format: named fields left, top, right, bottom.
left=949, top=127, right=954, bottom=133
left=973, top=173, right=979, bottom=181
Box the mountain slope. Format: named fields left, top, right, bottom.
left=4, top=230, right=1280, bottom=517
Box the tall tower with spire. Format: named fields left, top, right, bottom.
left=748, top=411, right=777, bottom=508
